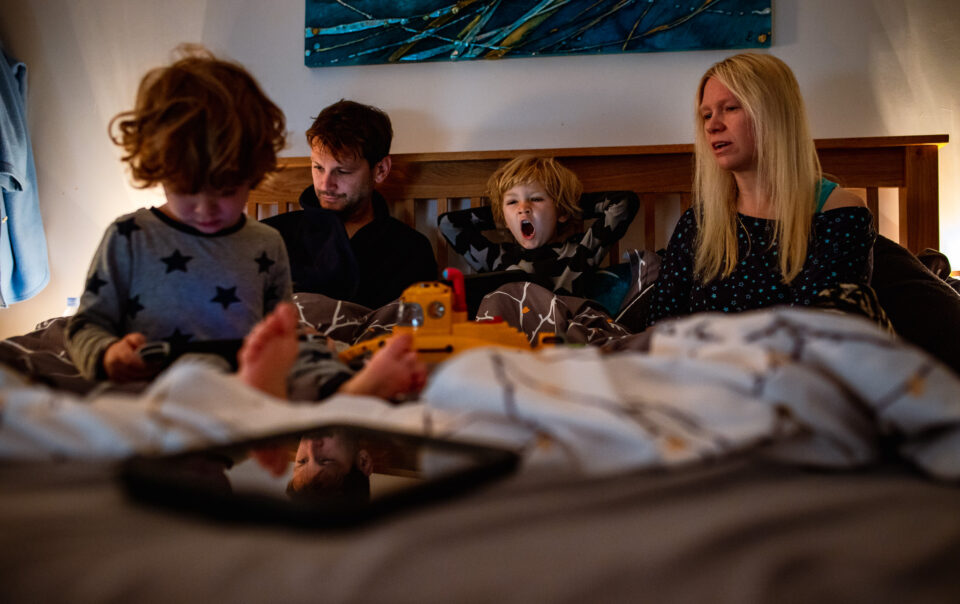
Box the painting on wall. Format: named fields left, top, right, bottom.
left=305, top=0, right=772, bottom=68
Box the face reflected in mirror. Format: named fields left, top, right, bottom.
left=287, top=428, right=373, bottom=502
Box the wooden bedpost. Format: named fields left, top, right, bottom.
left=900, top=144, right=940, bottom=254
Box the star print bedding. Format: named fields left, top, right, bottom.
left=471, top=247, right=663, bottom=346
left=437, top=190, right=640, bottom=297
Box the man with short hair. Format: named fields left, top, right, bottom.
left=264, top=100, right=438, bottom=309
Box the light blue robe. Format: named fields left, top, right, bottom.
left=0, top=38, right=49, bottom=307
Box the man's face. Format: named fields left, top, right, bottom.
left=291, top=433, right=356, bottom=491
left=310, top=145, right=387, bottom=221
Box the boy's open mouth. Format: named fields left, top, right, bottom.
left=521, top=219, right=535, bottom=237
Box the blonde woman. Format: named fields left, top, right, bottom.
left=647, top=53, right=874, bottom=325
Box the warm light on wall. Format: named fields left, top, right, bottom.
left=939, top=187, right=960, bottom=267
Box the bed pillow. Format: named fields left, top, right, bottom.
left=870, top=235, right=960, bottom=376
left=581, top=263, right=632, bottom=316
left=580, top=248, right=663, bottom=327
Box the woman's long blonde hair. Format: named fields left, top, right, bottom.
left=692, top=53, right=821, bottom=284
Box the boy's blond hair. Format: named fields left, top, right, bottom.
left=109, top=45, right=287, bottom=194
left=693, top=53, right=821, bottom=284
left=487, top=155, right=583, bottom=228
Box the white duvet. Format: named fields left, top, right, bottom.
left=423, top=307, right=960, bottom=480
left=2, top=307, right=959, bottom=482
left=0, top=361, right=428, bottom=461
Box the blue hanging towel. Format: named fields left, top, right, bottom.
left=0, top=37, right=49, bottom=307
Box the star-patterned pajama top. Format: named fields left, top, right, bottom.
left=66, top=208, right=293, bottom=380
left=437, top=191, right=639, bottom=296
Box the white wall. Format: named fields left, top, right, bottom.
left=1, top=0, right=958, bottom=338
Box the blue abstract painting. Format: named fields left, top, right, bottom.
left=305, top=0, right=772, bottom=67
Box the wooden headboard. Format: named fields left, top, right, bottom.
left=250, top=135, right=947, bottom=268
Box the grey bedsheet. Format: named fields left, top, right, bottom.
left=2, top=459, right=958, bottom=604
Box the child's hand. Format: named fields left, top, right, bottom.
left=339, top=333, right=427, bottom=402
left=103, top=333, right=158, bottom=383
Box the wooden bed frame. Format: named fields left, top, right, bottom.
left=249, top=135, right=947, bottom=267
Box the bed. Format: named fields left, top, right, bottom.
left=2, top=135, right=959, bottom=604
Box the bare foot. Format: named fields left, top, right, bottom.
left=339, top=333, right=427, bottom=401
left=237, top=302, right=299, bottom=398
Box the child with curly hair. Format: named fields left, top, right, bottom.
left=66, top=47, right=292, bottom=383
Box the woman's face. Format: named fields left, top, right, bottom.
left=699, top=77, right=757, bottom=173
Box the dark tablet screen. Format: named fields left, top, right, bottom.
left=121, top=424, right=519, bottom=529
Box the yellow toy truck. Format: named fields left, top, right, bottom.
left=339, top=268, right=555, bottom=367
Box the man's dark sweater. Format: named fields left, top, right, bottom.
left=263, top=187, right=438, bottom=309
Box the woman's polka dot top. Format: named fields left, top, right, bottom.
left=647, top=202, right=875, bottom=327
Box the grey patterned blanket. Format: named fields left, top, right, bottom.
left=0, top=294, right=403, bottom=396
left=0, top=317, right=96, bottom=394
